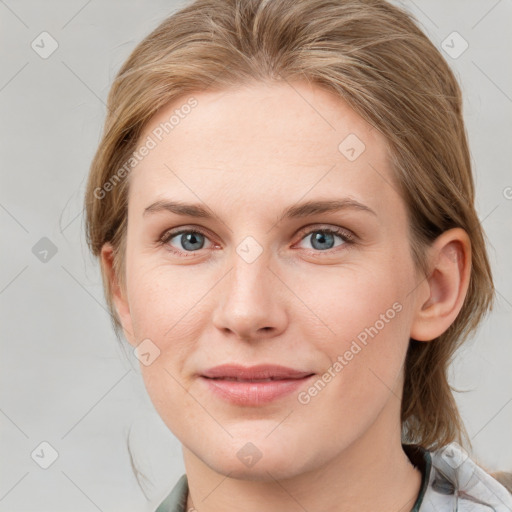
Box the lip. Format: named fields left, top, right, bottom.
left=201, top=364, right=313, bottom=380
left=200, top=364, right=315, bottom=406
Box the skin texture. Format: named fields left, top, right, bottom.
left=101, top=80, right=471, bottom=512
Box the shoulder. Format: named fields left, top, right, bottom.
left=419, top=442, right=512, bottom=511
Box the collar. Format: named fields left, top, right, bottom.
left=154, top=443, right=512, bottom=512
left=403, top=443, right=432, bottom=511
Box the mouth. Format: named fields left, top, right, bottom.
left=201, top=363, right=314, bottom=380
left=207, top=377, right=300, bottom=382
left=200, top=364, right=315, bottom=405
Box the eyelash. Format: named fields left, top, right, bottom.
left=157, top=225, right=356, bottom=257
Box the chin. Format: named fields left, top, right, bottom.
left=196, top=438, right=316, bottom=482
left=206, top=457, right=305, bottom=482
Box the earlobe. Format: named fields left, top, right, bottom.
left=410, top=228, right=471, bottom=342
left=100, top=243, right=135, bottom=344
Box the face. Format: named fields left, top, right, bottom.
left=112, top=81, right=424, bottom=480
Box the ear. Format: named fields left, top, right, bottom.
left=100, top=243, right=136, bottom=346
left=410, top=228, right=472, bottom=342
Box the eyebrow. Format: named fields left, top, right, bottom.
left=143, top=198, right=377, bottom=221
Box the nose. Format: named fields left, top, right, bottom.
left=211, top=248, right=288, bottom=342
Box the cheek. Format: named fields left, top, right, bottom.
left=298, top=261, right=408, bottom=344
left=297, top=256, right=413, bottom=397
left=139, top=363, right=204, bottom=446
left=127, top=267, right=203, bottom=420
left=125, top=259, right=208, bottom=342
left=294, top=273, right=409, bottom=443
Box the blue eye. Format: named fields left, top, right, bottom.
left=159, top=225, right=354, bottom=256
left=162, top=230, right=212, bottom=252
left=298, top=228, right=350, bottom=251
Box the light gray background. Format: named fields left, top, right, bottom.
left=1, top=1, right=511, bottom=511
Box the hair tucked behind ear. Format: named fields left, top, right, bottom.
left=84, top=0, right=494, bottom=452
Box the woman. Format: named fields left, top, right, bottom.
left=84, top=0, right=512, bottom=510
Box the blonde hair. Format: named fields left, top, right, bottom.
left=84, top=0, right=494, bottom=451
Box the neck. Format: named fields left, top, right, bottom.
left=182, top=411, right=422, bottom=512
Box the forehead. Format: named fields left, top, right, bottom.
left=128, top=81, right=399, bottom=216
